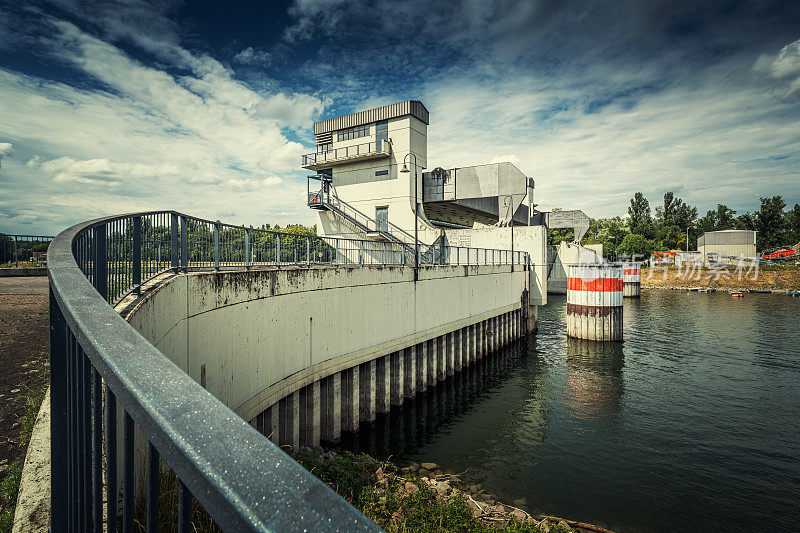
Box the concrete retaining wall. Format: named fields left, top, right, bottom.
left=0, top=267, right=47, bottom=277
left=127, top=264, right=531, bottom=452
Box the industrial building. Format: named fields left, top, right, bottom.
left=302, top=99, right=595, bottom=298
left=697, top=230, right=757, bottom=266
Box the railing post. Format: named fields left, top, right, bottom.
left=359, top=241, right=364, bottom=265
left=245, top=229, right=250, bottom=270
left=171, top=213, right=179, bottom=273
left=132, top=216, right=142, bottom=294
left=49, top=289, right=68, bottom=532
left=213, top=223, right=220, bottom=271
left=180, top=216, right=188, bottom=272
left=306, top=236, right=311, bottom=266
left=276, top=235, right=281, bottom=266
left=93, top=224, right=107, bottom=301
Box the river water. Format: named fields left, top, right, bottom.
left=343, top=290, right=800, bottom=532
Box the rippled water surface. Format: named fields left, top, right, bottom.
left=344, top=291, right=800, bottom=532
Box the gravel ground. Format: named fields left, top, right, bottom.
left=0, top=277, right=49, bottom=472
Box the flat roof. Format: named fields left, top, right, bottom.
left=314, top=100, right=429, bottom=135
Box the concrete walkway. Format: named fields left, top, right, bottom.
left=0, top=276, right=49, bottom=295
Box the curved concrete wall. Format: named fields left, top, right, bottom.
left=127, top=264, right=530, bottom=450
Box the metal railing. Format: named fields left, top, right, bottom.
left=0, top=233, right=54, bottom=266
left=301, top=141, right=386, bottom=166
left=48, top=210, right=527, bottom=532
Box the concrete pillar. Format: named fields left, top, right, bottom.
left=359, top=360, right=376, bottom=422
left=391, top=350, right=404, bottom=405
left=481, top=320, right=488, bottom=358
left=298, top=386, right=308, bottom=446
left=461, top=326, right=469, bottom=368
left=469, top=324, right=476, bottom=364
left=290, top=391, right=300, bottom=452
left=417, top=342, right=427, bottom=392
left=270, top=403, right=279, bottom=445
left=342, top=367, right=359, bottom=432
left=404, top=346, right=416, bottom=398
left=376, top=355, right=390, bottom=413
left=453, top=330, right=462, bottom=373
left=427, top=339, right=437, bottom=387
left=437, top=336, right=446, bottom=381
left=331, top=372, right=342, bottom=441
left=567, top=264, right=623, bottom=342
left=311, top=380, right=321, bottom=446
left=503, top=313, right=509, bottom=346
left=446, top=332, right=455, bottom=376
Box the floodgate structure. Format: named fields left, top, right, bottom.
left=29, top=100, right=598, bottom=532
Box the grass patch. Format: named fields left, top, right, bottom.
left=0, top=463, right=22, bottom=533
left=0, top=350, right=50, bottom=533
left=296, top=450, right=551, bottom=533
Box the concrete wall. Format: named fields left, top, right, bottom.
left=443, top=225, right=547, bottom=306
left=127, top=265, right=530, bottom=450
left=547, top=242, right=603, bottom=294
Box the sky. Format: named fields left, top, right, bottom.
left=1, top=0, right=799, bottom=235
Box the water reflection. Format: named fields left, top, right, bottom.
left=564, top=338, right=625, bottom=422
left=338, top=337, right=535, bottom=458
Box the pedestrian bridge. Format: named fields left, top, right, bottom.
left=43, top=209, right=539, bottom=532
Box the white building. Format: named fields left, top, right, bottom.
left=697, top=230, right=757, bottom=266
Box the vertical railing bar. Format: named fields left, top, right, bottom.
left=122, top=412, right=134, bottom=533
left=171, top=213, right=179, bottom=273
left=49, top=289, right=68, bottom=532
left=177, top=479, right=192, bottom=533
left=82, top=347, right=92, bottom=531
left=133, top=217, right=142, bottom=294
left=181, top=216, right=188, bottom=273
left=146, top=442, right=159, bottom=532
left=92, top=368, right=102, bottom=532
left=106, top=388, right=118, bottom=533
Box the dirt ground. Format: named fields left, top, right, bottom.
left=0, top=277, right=49, bottom=472
left=641, top=266, right=800, bottom=291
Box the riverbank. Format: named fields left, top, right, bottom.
left=296, top=448, right=613, bottom=533
left=641, top=265, right=800, bottom=292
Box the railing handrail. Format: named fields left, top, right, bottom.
left=301, top=140, right=387, bottom=165
left=48, top=211, right=383, bottom=531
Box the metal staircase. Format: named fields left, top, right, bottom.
left=308, top=185, right=444, bottom=263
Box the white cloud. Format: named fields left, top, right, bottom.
left=422, top=72, right=800, bottom=217
left=0, top=142, right=12, bottom=157
left=29, top=156, right=180, bottom=185
left=233, top=47, right=271, bottom=66
left=0, top=17, right=324, bottom=234
left=754, top=39, right=800, bottom=94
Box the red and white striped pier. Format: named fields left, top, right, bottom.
left=566, top=264, right=623, bottom=341
left=622, top=262, right=641, bottom=298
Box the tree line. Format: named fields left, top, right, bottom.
left=549, top=194, right=800, bottom=259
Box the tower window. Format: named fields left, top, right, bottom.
left=337, top=124, right=371, bottom=142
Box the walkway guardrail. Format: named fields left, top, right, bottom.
left=48, top=210, right=527, bottom=532
left=301, top=141, right=387, bottom=166
left=1, top=233, right=54, bottom=266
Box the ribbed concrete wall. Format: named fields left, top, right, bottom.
left=127, top=265, right=531, bottom=452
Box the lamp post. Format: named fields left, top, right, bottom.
left=400, top=153, right=419, bottom=281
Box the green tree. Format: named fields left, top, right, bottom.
left=784, top=203, right=800, bottom=245
left=616, top=233, right=656, bottom=260
left=755, top=195, right=787, bottom=249
left=627, top=192, right=652, bottom=237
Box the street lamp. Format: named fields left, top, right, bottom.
left=400, top=154, right=419, bottom=280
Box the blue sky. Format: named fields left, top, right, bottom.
left=1, top=0, right=799, bottom=234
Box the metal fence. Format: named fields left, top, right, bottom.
left=0, top=234, right=54, bottom=266
left=48, top=210, right=527, bottom=532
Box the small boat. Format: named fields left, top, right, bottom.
left=789, top=290, right=800, bottom=297
left=748, top=289, right=771, bottom=294
left=731, top=292, right=744, bottom=298
left=687, top=287, right=701, bottom=292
